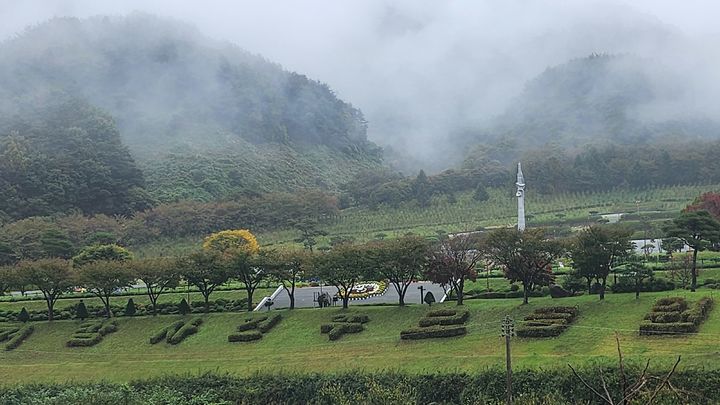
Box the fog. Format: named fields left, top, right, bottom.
left=3, top=0, right=720, bottom=170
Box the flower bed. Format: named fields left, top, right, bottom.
left=336, top=281, right=388, bottom=301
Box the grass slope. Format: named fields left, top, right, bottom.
left=1, top=291, right=719, bottom=384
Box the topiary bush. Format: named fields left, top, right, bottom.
left=18, top=307, right=29, bottom=323
left=639, top=297, right=713, bottom=335
left=150, top=320, right=185, bottom=345
left=124, top=298, right=136, bottom=316
left=400, top=325, right=467, bottom=340
left=5, top=325, right=34, bottom=351
left=418, top=311, right=469, bottom=327
left=0, top=327, right=20, bottom=342
left=322, top=314, right=369, bottom=341
left=67, top=320, right=118, bottom=347
left=517, top=306, right=579, bottom=338
left=257, top=314, right=281, bottom=333
left=426, top=309, right=457, bottom=317
left=167, top=318, right=203, bottom=345
left=328, top=323, right=364, bottom=341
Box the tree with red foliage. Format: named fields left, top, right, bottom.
left=685, top=192, right=720, bottom=219
left=425, top=234, right=481, bottom=305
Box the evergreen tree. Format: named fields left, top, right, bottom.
left=124, top=298, right=136, bottom=316
left=179, top=298, right=191, bottom=315
left=424, top=291, right=436, bottom=306
left=412, top=170, right=431, bottom=207
left=76, top=300, right=89, bottom=320
left=472, top=183, right=490, bottom=202
left=18, top=307, right=29, bottom=323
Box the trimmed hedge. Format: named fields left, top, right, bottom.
left=320, top=323, right=335, bottom=333
left=3, top=370, right=720, bottom=403
left=67, top=334, right=102, bottom=347
left=517, top=324, right=567, bottom=338
left=328, top=323, right=364, bottom=341
left=400, top=325, right=467, bottom=340
left=639, top=321, right=697, bottom=335
left=150, top=320, right=185, bottom=344
left=0, top=327, right=20, bottom=342
left=0, top=298, right=249, bottom=323
left=517, top=306, right=578, bottom=338
left=236, top=316, right=268, bottom=332
left=228, top=331, right=263, bottom=342
left=168, top=318, right=203, bottom=345
left=257, top=314, right=282, bottom=333
left=418, top=311, right=469, bottom=327
left=67, top=320, right=118, bottom=347
left=640, top=297, right=714, bottom=335
left=524, top=312, right=574, bottom=321
left=533, top=306, right=578, bottom=316
left=5, top=325, right=33, bottom=351
left=426, top=309, right=457, bottom=317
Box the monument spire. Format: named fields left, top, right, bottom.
left=516, top=162, right=526, bottom=231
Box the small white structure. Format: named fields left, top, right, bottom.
left=516, top=162, right=526, bottom=231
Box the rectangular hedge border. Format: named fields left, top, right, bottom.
left=149, top=320, right=185, bottom=344
left=517, top=306, right=578, bottom=338
left=0, top=327, right=20, bottom=342
left=67, top=320, right=117, bottom=347
left=168, top=318, right=203, bottom=345
left=228, top=331, right=263, bottom=342
left=418, top=311, right=470, bottom=327
left=321, top=314, right=369, bottom=341
left=640, top=297, right=714, bottom=336
left=5, top=325, right=33, bottom=351
left=400, top=325, right=467, bottom=340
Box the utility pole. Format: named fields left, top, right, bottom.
left=501, top=315, right=515, bottom=405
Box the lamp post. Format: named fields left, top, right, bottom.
left=418, top=285, right=425, bottom=304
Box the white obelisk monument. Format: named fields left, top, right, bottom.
left=516, top=162, right=526, bottom=231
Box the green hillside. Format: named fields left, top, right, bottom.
left=0, top=14, right=382, bottom=213
left=0, top=292, right=718, bottom=385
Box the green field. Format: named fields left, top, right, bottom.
left=134, top=183, right=718, bottom=256
left=1, top=290, right=719, bottom=385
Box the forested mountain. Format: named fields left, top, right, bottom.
left=458, top=54, right=720, bottom=162
left=0, top=14, right=381, bottom=213
left=0, top=97, right=151, bottom=222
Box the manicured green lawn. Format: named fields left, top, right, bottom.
left=1, top=290, right=719, bottom=384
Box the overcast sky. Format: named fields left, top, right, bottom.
left=2, top=1, right=718, bottom=164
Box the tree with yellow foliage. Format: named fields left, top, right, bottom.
left=202, top=229, right=259, bottom=255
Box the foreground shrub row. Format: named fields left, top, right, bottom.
left=0, top=298, right=249, bottom=323
left=2, top=370, right=718, bottom=404
left=400, top=309, right=469, bottom=340
left=66, top=320, right=118, bottom=347
left=0, top=325, right=34, bottom=351
left=517, top=306, right=578, bottom=338
left=320, top=313, right=368, bottom=341
left=640, top=297, right=714, bottom=336
left=228, top=313, right=282, bottom=343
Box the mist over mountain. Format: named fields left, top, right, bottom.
left=456, top=54, right=720, bottom=162
left=0, top=14, right=381, bottom=208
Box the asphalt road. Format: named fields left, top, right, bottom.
left=267, top=281, right=447, bottom=309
